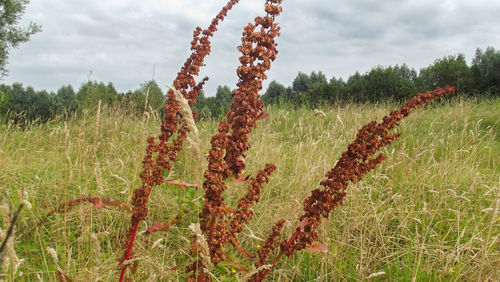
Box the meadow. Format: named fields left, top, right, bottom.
left=0, top=97, right=498, bottom=281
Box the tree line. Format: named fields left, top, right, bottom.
left=261, top=46, right=499, bottom=107
left=0, top=46, right=499, bottom=124
left=0, top=80, right=165, bottom=124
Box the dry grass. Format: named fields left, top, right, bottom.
left=0, top=98, right=498, bottom=281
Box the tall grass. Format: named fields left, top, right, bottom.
left=0, top=98, right=498, bottom=280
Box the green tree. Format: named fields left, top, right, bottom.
left=0, top=82, right=32, bottom=121
left=54, top=85, right=76, bottom=115
left=292, top=72, right=310, bottom=94
left=418, top=54, right=474, bottom=94
left=363, top=65, right=418, bottom=102
left=141, top=80, right=164, bottom=111
left=76, top=81, right=118, bottom=110
left=328, top=76, right=346, bottom=103
left=262, top=80, right=287, bottom=104
left=0, top=87, right=10, bottom=112
left=121, top=80, right=165, bottom=114
left=305, top=81, right=330, bottom=106
left=192, top=91, right=212, bottom=119
left=309, top=71, right=327, bottom=85
left=201, top=96, right=218, bottom=119
left=191, top=86, right=232, bottom=119
left=32, top=89, right=54, bottom=122
left=0, top=83, right=55, bottom=123
left=0, top=0, right=41, bottom=78
left=120, top=89, right=143, bottom=113
left=345, top=71, right=367, bottom=102
left=215, top=85, right=232, bottom=115
left=471, top=47, right=500, bottom=95
left=192, top=92, right=219, bottom=119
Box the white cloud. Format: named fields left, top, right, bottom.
left=3, top=0, right=500, bottom=95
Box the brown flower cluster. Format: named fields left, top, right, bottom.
left=252, top=86, right=456, bottom=281
left=281, top=86, right=456, bottom=255
left=255, top=219, right=285, bottom=268
left=230, top=164, right=277, bottom=235
left=120, top=0, right=240, bottom=280
left=195, top=0, right=283, bottom=268
left=225, top=0, right=282, bottom=177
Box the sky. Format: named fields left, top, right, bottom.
left=3, top=0, right=500, bottom=96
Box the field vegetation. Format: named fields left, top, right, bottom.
left=1, top=0, right=500, bottom=281
left=0, top=97, right=498, bottom=281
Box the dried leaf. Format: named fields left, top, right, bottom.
left=165, top=180, right=198, bottom=188
left=131, top=260, right=139, bottom=274
left=93, top=202, right=106, bottom=209
left=56, top=269, right=72, bottom=282
left=144, top=211, right=186, bottom=235
left=256, top=113, right=269, bottom=121
left=145, top=221, right=170, bottom=234
left=91, top=198, right=128, bottom=210
left=37, top=197, right=130, bottom=227
left=306, top=241, right=327, bottom=253
left=232, top=175, right=250, bottom=183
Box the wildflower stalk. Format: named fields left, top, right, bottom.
left=195, top=0, right=283, bottom=269
left=257, top=86, right=457, bottom=281
left=119, top=0, right=240, bottom=280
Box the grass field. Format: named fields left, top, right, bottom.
left=1, top=97, right=499, bottom=281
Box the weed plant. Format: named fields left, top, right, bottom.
left=1, top=0, right=499, bottom=279
left=0, top=98, right=498, bottom=280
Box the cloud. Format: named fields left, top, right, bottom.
left=3, top=0, right=500, bottom=96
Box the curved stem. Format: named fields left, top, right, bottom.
left=119, top=222, right=140, bottom=282
left=230, top=237, right=255, bottom=258
left=258, top=229, right=300, bottom=281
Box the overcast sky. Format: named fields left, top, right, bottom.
left=3, top=0, right=500, bottom=96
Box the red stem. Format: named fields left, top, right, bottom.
left=119, top=222, right=140, bottom=282
left=231, top=237, right=255, bottom=258
left=258, top=229, right=300, bottom=281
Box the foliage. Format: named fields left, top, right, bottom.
left=119, top=80, right=165, bottom=114
left=0, top=0, right=41, bottom=78
left=0, top=89, right=10, bottom=113
left=76, top=81, right=119, bottom=111
left=2, top=99, right=498, bottom=281
left=1, top=46, right=499, bottom=123
left=53, top=85, right=76, bottom=116
left=471, top=46, right=500, bottom=95
left=0, top=82, right=55, bottom=123
left=363, top=64, right=418, bottom=102
left=262, top=51, right=497, bottom=107
left=262, top=80, right=288, bottom=104
left=0, top=80, right=167, bottom=124
left=418, top=54, right=474, bottom=94
left=292, top=71, right=311, bottom=94
left=120, top=1, right=242, bottom=280
left=214, top=85, right=232, bottom=114
left=0, top=1, right=498, bottom=278
left=192, top=85, right=233, bottom=119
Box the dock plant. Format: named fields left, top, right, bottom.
left=27, top=0, right=464, bottom=281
